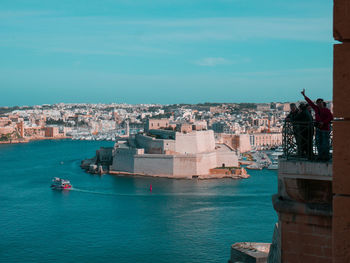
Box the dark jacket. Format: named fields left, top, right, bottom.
left=286, top=110, right=299, bottom=122
left=294, top=108, right=313, bottom=124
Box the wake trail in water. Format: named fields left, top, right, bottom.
left=70, top=187, right=122, bottom=196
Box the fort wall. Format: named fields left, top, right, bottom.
left=134, top=154, right=173, bottom=175
left=175, top=130, right=215, bottom=154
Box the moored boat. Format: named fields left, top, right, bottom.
left=246, top=163, right=263, bottom=170
left=51, top=177, right=72, bottom=190
left=267, top=161, right=278, bottom=170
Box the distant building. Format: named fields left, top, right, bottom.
left=276, top=103, right=291, bottom=112
left=249, top=133, right=282, bottom=149
left=216, top=133, right=251, bottom=153
left=252, top=118, right=269, bottom=127
left=16, top=121, right=24, bottom=137
left=210, top=106, right=226, bottom=114
left=212, top=121, right=232, bottom=134
left=145, top=118, right=170, bottom=132
left=176, top=123, right=192, bottom=133
left=192, top=120, right=207, bottom=131
left=44, top=127, right=59, bottom=137
left=256, top=104, right=271, bottom=111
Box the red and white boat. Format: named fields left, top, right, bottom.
left=51, top=177, right=72, bottom=190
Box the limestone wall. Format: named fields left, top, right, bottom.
left=134, top=154, right=173, bottom=175
left=173, top=155, right=198, bottom=177
left=195, top=152, right=217, bottom=175
left=216, top=151, right=238, bottom=168
left=111, top=148, right=136, bottom=173
left=135, top=134, right=162, bottom=154
left=135, top=134, right=175, bottom=154
left=97, top=147, right=113, bottom=163
left=175, top=130, right=215, bottom=154
left=238, top=134, right=252, bottom=153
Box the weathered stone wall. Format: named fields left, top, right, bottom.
left=173, top=155, right=198, bottom=177
left=239, top=134, right=252, bottom=153
left=195, top=152, right=217, bottom=175
left=216, top=133, right=252, bottom=153
left=216, top=151, right=238, bottom=168
left=96, top=147, right=113, bottom=163
left=134, top=154, right=173, bottom=175
left=279, top=212, right=332, bottom=263
left=333, top=1, right=350, bottom=262
left=273, top=159, right=333, bottom=263
left=267, top=223, right=280, bottom=263
left=111, top=147, right=136, bottom=173
left=334, top=0, right=350, bottom=42
left=135, top=134, right=175, bottom=154
left=175, top=130, right=215, bottom=154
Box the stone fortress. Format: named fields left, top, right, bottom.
left=84, top=118, right=244, bottom=179
left=110, top=127, right=239, bottom=178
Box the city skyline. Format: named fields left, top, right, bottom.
left=1, top=0, right=333, bottom=106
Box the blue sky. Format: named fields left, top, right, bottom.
left=0, top=0, right=334, bottom=106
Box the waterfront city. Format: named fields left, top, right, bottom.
left=2, top=0, right=344, bottom=262
left=2, top=101, right=332, bottom=146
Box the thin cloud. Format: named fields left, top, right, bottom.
left=0, top=10, right=55, bottom=18
left=1, top=15, right=332, bottom=43
left=194, top=57, right=232, bottom=66
left=45, top=48, right=124, bottom=56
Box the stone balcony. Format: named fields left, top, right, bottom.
left=229, top=158, right=333, bottom=263
left=276, top=159, right=332, bottom=204
left=272, top=158, right=333, bottom=263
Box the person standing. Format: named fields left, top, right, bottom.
left=285, top=103, right=299, bottom=121
left=294, top=103, right=313, bottom=159
left=285, top=103, right=300, bottom=155
left=301, top=89, right=333, bottom=161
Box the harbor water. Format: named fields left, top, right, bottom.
left=0, top=140, right=277, bottom=263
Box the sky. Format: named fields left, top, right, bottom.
left=0, top=0, right=334, bottom=106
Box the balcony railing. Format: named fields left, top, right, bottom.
left=282, top=120, right=333, bottom=161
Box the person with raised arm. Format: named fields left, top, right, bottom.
left=301, top=89, right=333, bottom=161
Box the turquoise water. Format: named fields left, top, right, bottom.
left=0, top=140, right=277, bottom=263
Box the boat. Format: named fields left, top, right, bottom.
left=246, top=163, right=263, bottom=170
left=274, top=147, right=283, bottom=154
left=267, top=161, right=279, bottom=170
left=51, top=177, right=72, bottom=190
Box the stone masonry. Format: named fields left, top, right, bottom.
left=333, top=0, right=350, bottom=262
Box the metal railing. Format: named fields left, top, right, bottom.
left=282, top=120, right=332, bottom=161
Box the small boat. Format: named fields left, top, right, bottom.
left=267, top=161, right=279, bottom=170
left=246, top=163, right=263, bottom=170
left=51, top=177, right=72, bottom=190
